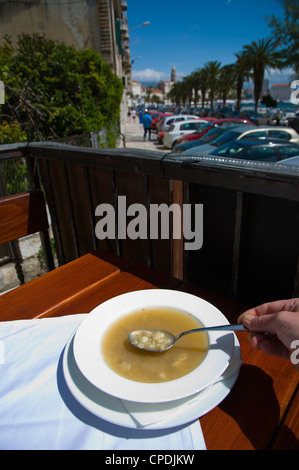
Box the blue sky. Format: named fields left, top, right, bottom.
left=127, top=0, right=294, bottom=86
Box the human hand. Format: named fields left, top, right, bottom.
left=238, top=299, right=299, bottom=371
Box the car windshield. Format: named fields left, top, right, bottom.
left=198, top=123, right=211, bottom=132
left=277, top=145, right=299, bottom=159
left=200, top=128, right=226, bottom=143
left=210, top=141, right=246, bottom=157
left=213, top=130, right=243, bottom=147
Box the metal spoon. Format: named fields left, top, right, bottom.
left=128, top=324, right=247, bottom=352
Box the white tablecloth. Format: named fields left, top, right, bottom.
left=0, top=314, right=206, bottom=450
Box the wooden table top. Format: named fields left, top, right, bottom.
left=1, top=249, right=298, bottom=450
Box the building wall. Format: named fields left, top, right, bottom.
left=0, top=1, right=101, bottom=51
left=0, top=0, right=130, bottom=136
left=270, top=84, right=291, bottom=101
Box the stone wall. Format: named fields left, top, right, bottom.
left=0, top=234, right=49, bottom=293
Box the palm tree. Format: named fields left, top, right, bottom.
left=243, top=38, right=283, bottom=111
left=218, top=64, right=236, bottom=107
left=204, top=60, right=221, bottom=110
left=197, top=67, right=209, bottom=109
left=182, top=75, right=194, bottom=108
left=266, top=0, right=299, bottom=75
left=168, top=81, right=184, bottom=107
left=234, top=51, right=252, bottom=111
left=190, top=70, right=201, bottom=109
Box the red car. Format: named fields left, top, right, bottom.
left=149, top=111, right=163, bottom=131
left=176, top=118, right=254, bottom=145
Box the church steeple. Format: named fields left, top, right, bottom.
left=171, top=66, right=177, bottom=83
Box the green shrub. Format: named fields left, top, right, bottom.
left=0, top=34, right=123, bottom=142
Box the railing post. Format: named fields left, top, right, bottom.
left=231, top=191, right=244, bottom=299
left=172, top=179, right=184, bottom=280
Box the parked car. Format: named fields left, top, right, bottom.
left=156, top=112, right=173, bottom=133
left=183, top=126, right=299, bottom=155
left=172, top=124, right=241, bottom=153
left=277, top=155, right=299, bottom=166
left=288, top=113, right=299, bottom=133
left=155, top=112, right=173, bottom=132
left=267, top=110, right=289, bottom=126
left=157, top=115, right=201, bottom=143
left=163, top=119, right=211, bottom=149
left=207, top=139, right=299, bottom=162
left=175, top=118, right=255, bottom=146
left=148, top=111, right=163, bottom=131
left=237, top=110, right=261, bottom=125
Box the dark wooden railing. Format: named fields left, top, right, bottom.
left=1, top=142, right=298, bottom=306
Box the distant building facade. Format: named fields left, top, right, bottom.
left=270, top=84, right=292, bottom=101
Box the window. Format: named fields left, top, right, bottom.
left=212, top=142, right=245, bottom=157
left=277, top=146, right=299, bottom=159
left=195, top=121, right=206, bottom=129
left=226, top=145, right=245, bottom=157
left=241, top=130, right=267, bottom=139
left=180, top=122, right=196, bottom=130
left=250, top=147, right=277, bottom=162
left=213, top=130, right=242, bottom=147
left=241, top=149, right=252, bottom=160
left=201, top=129, right=222, bottom=142
left=268, top=130, right=291, bottom=140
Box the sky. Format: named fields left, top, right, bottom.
left=127, top=0, right=295, bottom=87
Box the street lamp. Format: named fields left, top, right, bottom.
left=129, top=21, right=150, bottom=31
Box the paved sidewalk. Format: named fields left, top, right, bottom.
left=123, top=118, right=167, bottom=152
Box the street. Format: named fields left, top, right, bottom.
left=123, top=118, right=166, bottom=152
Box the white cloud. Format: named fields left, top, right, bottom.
left=131, top=68, right=169, bottom=83
left=265, top=68, right=296, bottom=85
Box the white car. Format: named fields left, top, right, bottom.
left=183, top=125, right=299, bottom=154
left=163, top=119, right=210, bottom=149
left=160, top=114, right=199, bottom=132
left=157, top=114, right=200, bottom=143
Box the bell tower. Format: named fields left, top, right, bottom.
left=171, top=66, right=177, bottom=83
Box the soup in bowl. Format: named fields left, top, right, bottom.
left=73, top=290, right=235, bottom=403
left=101, top=306, right=209, bottom=383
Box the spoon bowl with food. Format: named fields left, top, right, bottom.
left=129, top=324, right=247, bottom=352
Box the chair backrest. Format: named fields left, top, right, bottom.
left=0, top=190, right=49, bottom=244
left=0, top=189, right=55, bottom=284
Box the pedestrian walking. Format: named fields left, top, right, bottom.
left=139, top=108, right=143, bottom=124
left=142, top=109, right=152, bottom=141
left=131, top=109, right=136, bottom=123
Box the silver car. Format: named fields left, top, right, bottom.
left=183, top=126, right=299, bottom=154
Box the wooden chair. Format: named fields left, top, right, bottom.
left=0, top=189, right=55, bottom=285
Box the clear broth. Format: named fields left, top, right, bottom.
left=101, top=307, right=209, bottom=383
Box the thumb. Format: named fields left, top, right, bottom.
left=241, top=313, right=279, bottom=335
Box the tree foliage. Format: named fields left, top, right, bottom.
left=0, top=34, right=123, bottom=142
left=266, top=0, right=299, bottom=74
left=242, top=38, right=283, bottom=111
